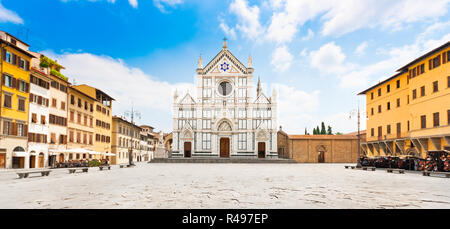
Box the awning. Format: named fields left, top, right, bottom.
left=53, top=148, right=100, bottom=155
left=13, top=151, right=27, bottom=157
left=104, top=153, right=116, bottom=156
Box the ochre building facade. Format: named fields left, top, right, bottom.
left=277, top=130, right=359, bottom=163
left=359, top=41, right=450, bottom=158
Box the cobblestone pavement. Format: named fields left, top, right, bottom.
left=0, top=163, right=449, bottom=209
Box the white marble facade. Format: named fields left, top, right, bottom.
left=172, top=40, right=277, bottom=159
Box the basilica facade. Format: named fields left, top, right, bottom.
left=171, top=40, right=278, bottom=159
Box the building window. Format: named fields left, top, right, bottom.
left=429, top=55, right=441, bottom=70
left=18, top=80, right=26, bottom=92
left=3, top=74, right=12, bottom=87
left=397, top=123, right=401, bottom=136
left=371, top=128, right=374, bottom=137
left=371, top=108, right=374, bottom=116
left=70, top=95, right=75, bottom=105
left=387, top=84, right=390, bottom=93
left=448, top=110, right=450, bottom=125
left=448, top=76, right=450, bottom=88
left=2, top=120, right=11, bottom=135
left=420, top=86, right=425, bottom=97
left=238, top=88, right=247, bottom=98
left=378, top=105, right=381, bottom=113
left=433, top=112, right=439, bottom=127
left=396, top=80, right=400, bottom=88
left=41, top=115, right=46, bottom=124
left=412, top=89, right=417, bottom=99
left=18, top=97, right=25, bottom=111
left=396, top=98, right=400, bottom=107
left=202, top=133, right=211, bottom=150
left=433, top=81, right=438, bottom=93
left=3, top=93, right=12, bottom=108
left=238, top=119, right=247, bottom=130
left=202, top=88, right=212, bottom=98
left=387, top=125, right=391, bottom=134
left=202, top=119, right=211, bottom=129
left=421, top=115, right=426, bottom=129
left=370, top=92, right=373, bottom=100
left=387, top=102, right=390, bottom=110
left=202, top=78, right=212, bottom=87
left=78, top=98, right=82, bottom=108
left=31, top=113, right=37, bottom=123
left=61, top=102, right=66, bottom=110
left=407, top=121, right=410, bottom=131
left=52, top=98, right=57, bottom=107
left=378, top=88, right=381, bottom=96
left=238, top=133, right=247, bottom=150
left=378, top=126, right=382, bottom=137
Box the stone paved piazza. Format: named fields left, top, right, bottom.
left=0, top=163, right=449, bottom=209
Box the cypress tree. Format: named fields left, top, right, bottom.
left=320, top=122, right=326, bottom=135
left=327, top=126, right=332, bottom=135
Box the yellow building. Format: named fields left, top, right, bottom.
left=73, top=85, right=114, bottom=158
left=111, top=116, right=142, bottom=165
left=67, top=86, right=95, bottom=160
left=359, top=41, right=450, bottom=158
left=0, top=31, right=34, bottom=169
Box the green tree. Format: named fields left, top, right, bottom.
left=327, top=126, right=332, bottom=135
left=320, top=122, right=326, bottom=135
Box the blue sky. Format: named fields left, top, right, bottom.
left=1, top=0, right=449, bottom=133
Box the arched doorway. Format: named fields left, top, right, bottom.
left=29, top=152, right=36, bottom=168
left=220, top=138, right=230, bottom=158
left=317, top=145, right=327, bottom=163
left=38, top=153, right=44, bottom=168
left=318, top=151, right=325, bottom=163
left=184, top=142, right=192, bottom=158
left=258, top=142, right=266, bottom=158
left=12, top=147, right=25, bottom=169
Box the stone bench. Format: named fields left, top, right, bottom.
left=17, top=170, right=51, bottom=179
left=99, top=165, right=111, bottom=171
left=68, top=167, right=89, bottom=174
left=422, top=171, right=450, bottom=178
left=362, top=166, right=376, bottom=171
left=387, top=168, right=405, bottom=174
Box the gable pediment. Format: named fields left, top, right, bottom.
left=179, top=93, right=196, bottom=105
left=203, top=49, right=248, bottom=75
left=254, top=93, right=271, bottom=104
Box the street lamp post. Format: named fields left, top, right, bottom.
left=350, top=104, right=363, bottom=168
left=125, top=102, right=141, bottom=167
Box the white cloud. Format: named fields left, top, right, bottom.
left=272, top=83, right=320, bottom=133
left=340, top=32, right=450, bottom=89
left=128, top=0, right=138, bottom=8
left=229, top=0, right=264, bottom=40
left=153, top=0, right=183, bottom=13
left=354, top=41, right=368, bottom=56
left=219, top=19, right=237, bottom=40
left=0, top=2, right=23, bottom=24
left=271, top=45, right=293, bottom=72
left=264, top=0, right=450, bottom=41
left=42, top=51, right=194, bottom=131
left=310, top=42, right=347, bottom=74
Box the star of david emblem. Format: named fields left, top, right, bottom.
left=220, top=62, right=229, bottom=72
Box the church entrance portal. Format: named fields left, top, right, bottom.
left=258, top=142, right=266, bottom=158
left=220, top=138, right=230, bottom=158
left=184, top=142, right=192, bottom=158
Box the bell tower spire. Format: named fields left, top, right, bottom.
left=223, top=37, right=227, bottom=49
left=257, top=77, right=262, bottom=97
